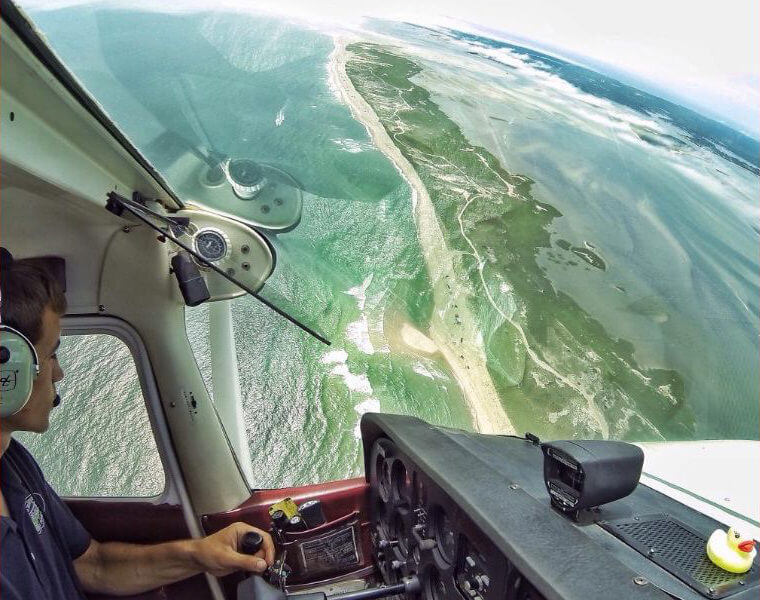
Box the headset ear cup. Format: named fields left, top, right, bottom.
left=0, top=325, right=39, bottom=418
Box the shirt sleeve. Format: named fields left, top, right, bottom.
left=43, top=482, right=92, bottom=559
left=12, top=441, right=92, bottom=559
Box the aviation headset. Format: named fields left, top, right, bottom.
left=0, top=249, right=41, bottom=418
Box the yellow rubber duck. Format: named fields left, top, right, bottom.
left=706, top=527, right=757, bottom=574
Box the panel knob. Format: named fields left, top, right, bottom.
left=241, top=531, right=264, bottom=555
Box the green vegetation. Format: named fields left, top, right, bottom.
left=346, top=43, right=693, bottom=440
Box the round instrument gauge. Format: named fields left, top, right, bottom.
left=194, top=229, right=230, bottom=263
left=228, top=158, right=264, bottom=186
left=433, top=507, right=457, bottom=564
left=425, top=568, right=447, bottom=600
left=371, top=441, right=395, bottom=502
left=226, top=158, right=268, bottom=200
left=391, top=508, right=411, bottom=557
left=374, top=454, right=393, bottom=502
left=391, top=459, right=409, bottom=502
left=413, top=472, right=427, bottom=507
left=374, top=496, right=390, bottom=538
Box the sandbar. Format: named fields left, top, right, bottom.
left=329, top=38, right=515, bottom=435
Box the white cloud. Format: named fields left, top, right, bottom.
left=21, top=0, right=760, bottom=136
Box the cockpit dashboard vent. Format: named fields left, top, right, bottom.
left=599, top=514, right=759, bottom=599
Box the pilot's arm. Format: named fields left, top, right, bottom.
left=73, top=522, right=274, bottom=596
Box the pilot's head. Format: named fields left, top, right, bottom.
left=1, top=254, right=67, bottom=434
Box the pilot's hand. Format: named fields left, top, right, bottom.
left=192, top=522, right=275, bottom=577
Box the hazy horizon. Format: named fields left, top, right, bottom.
left=20, top=0, right=760, bottom=139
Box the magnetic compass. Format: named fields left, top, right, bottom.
left=225, top=158, right=268, bottom=200
left=193, top=228, right=230, bottom=263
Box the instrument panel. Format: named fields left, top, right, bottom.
left=362, top=413, right=759, bottom=600
left=369, top=438, right=543, bottom=600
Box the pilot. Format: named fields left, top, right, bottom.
left=0, top=251, right=274, bottom=599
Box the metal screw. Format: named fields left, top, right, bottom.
left=170, top=402, right=176, bottom=408
left=509, top=484, right=519, bottom=490
left=241, top=245, right=250, bottom=254
left=98, top=305, right=105, bottom=312
left=122, top=226, right=131, bottom=233
left=242, top=262, right=250, bottom=271
left=708, top=588, right=716, bottom=596
left=633, top=577, right=648, bottom=586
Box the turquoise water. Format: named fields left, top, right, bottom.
left=19, top=6, right=759, bottom=494
left=383, top=24, right=759, bottom=440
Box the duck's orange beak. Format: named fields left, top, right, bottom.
left=738, top=540, right=755, bottom=553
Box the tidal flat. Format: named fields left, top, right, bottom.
left=345, top=42, right=693, bottom=441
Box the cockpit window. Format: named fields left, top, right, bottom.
left=18, top=333, right=165, bottom=497
left=15, top=3, right=759, bottom=490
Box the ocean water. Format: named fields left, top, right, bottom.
left=18, top=6, right=759, bottom=495
left=349, top=23, right=759, bottom=441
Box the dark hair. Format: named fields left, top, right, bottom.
left=0, top=258, right=67, bottom=344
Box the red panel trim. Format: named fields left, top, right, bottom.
left=203, top=477, right=371, bottom=532
left=202, top=477, right=373, bottom=595
left=65, top=478, right=372, bottom=599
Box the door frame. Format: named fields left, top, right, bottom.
left=61, top=314, right=225, bottom=600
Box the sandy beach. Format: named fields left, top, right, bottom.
left=329, top=38, right=515, bottom=435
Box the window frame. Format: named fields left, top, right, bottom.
left=1, top=0, right=182, bottom=207
left=59, top=315, right=189, bottom=509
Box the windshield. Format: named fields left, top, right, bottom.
left=14, top=3, right=759, bottom=489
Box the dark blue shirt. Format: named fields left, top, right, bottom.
left=1, top=439, right=90, bottom=600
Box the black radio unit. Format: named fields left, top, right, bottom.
left=541, top=440, right=644, bottom=517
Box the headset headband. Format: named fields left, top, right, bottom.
left=1, top=246, right=13, bottom=326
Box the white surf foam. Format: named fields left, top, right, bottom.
left=353, top=397, right=381, bottom=438
left=321, top=349, right=348, bottom=365
left=346, top=315, right=375, bottom=354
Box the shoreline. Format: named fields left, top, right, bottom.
left=329, top=38, right=515, bottom=435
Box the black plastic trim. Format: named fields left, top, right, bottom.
left=361, top=413, right=672, bottom=600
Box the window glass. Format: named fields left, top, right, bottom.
left=186, top=293, right=471, bottom=490
left=16, top=3, right=760, bottom=493
left=185, top=304, right=214, bottom=398
left=18, top=334, right=165, bottom=497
